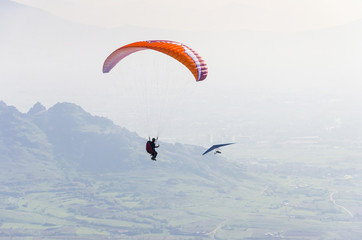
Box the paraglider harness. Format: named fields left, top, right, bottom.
left=146, top=137, right=159, bottom=160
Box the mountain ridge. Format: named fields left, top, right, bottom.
left=0, top=101, right=244, bottom=181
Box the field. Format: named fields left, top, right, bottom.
left=1, top=144, right=362, bottom=239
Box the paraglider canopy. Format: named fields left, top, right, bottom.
left=202, top=143, right=235, bottom=155
left=103, top=40, right=208, bottom=81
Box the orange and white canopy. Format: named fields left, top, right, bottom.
left=103, top=40, right=208, bottom=81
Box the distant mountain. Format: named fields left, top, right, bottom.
left=0, top=101, right=245, bottom=181
left=0, top=101, right=59, bottom=182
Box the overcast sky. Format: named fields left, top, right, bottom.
left=12, top=0, right=362, bottom=32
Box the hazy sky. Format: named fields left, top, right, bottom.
left=3, top=0, right=362, bottom=145
left=12, top=0, right=362, bottom=32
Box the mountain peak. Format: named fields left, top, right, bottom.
left=27, top=102, right=46, bottom=115
left=49, top=102, right=85, bottom=113
left=0, top=101, right=20, bottom=115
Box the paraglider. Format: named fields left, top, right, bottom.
left=103, top=40, right=208, bottom=161
left=103, top=40, right=208, bottom=81
left=202, top=143, right=235, bottom=155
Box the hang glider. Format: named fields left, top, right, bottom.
left=202, top=143, right=235, bottom=155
